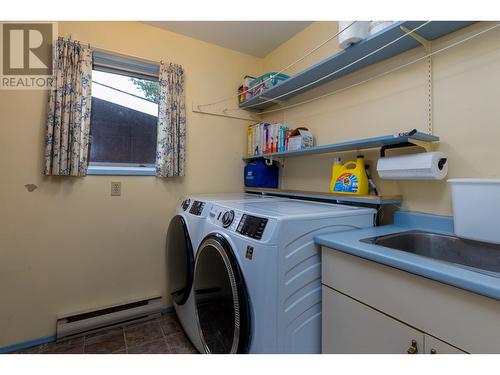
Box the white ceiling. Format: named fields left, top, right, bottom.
left=144, top=21, right=312, bottom=57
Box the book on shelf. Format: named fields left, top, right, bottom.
left=247, top=123, right=292, bottom=156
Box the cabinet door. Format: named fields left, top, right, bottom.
left=322, top=286, right=424, bottom=354
left=424, top=335, right=467, bottom=354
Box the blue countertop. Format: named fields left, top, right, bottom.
left=315, top=211, right=500, bottom=301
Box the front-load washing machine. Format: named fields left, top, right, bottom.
left=191, top=199, right=376, bottom=353
left=166, top=193, right=289, bottom=351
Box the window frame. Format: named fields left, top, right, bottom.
left=87, top=51, right=160, bottom=177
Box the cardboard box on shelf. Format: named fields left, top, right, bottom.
left=287, top=128, right=314, bottom=151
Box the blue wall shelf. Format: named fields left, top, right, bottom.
left=240, top=21, right=475, bottom=110
left=243, top=130, right=441, bottom=206
left=243, top=130, right=439, bottom=161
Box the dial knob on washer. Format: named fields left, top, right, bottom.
left=222, top=210, right=235, bottom=228
left=181, top=199, right=191, bottom=211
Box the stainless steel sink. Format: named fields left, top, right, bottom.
left=361, top=231, right=500, bottom=277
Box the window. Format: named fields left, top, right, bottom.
left=87, top=51, right=160, bottom=176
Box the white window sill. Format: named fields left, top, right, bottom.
left=87, top=165, right=156, bottom=176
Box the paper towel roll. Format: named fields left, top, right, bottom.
left=338, top=21, right=370, bottom=50
left=376, top=152, right=448, bottom=180
left=368, top=21, right=396, bottom=36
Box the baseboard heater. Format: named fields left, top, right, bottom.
left=56, top=296, right=162, bottom=340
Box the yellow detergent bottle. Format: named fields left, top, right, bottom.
left=329, top=157, right=343, bottom=192
left=332, top=155, right=369, bottom=195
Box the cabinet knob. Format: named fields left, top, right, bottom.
left=407, top=339, right=418, bottom=354
left=430, top=348, right=437, bottom=354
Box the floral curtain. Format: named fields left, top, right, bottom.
left=44, top=38, right=92, bottom=176
left=156, top=62, right=186, bottom=177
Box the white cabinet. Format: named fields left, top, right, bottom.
left=322, top=286, right=466, bottom=354
left=424, top=335, right=466, bottom=354
left=321, top=247, right=500, bottom=353
left=322, top=287, right=424, bottom=354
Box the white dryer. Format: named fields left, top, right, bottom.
left=191, top=199, right=376, bottom=353
left=166, top=193, right=288, bottom=351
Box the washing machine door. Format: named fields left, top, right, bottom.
left=166, top=215, right=194, bottom=306
left=194, top=234, right=251, bottom=354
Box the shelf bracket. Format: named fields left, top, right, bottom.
left=380, top=138, right=432, bottom=157
left=400, top=25, right=431, bottom=51
left=407, top=137, right=432, bottom=152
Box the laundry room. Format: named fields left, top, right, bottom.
left=1, top=0, right=500, bottom=374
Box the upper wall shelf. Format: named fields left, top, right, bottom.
left=242, top=130, right=439, bottom=161
left=239, top=21, right=475, bottom=110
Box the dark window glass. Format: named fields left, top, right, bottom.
left=89, top=69, right=159, bottom=166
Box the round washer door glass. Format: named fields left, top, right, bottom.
left=194, top=234, right=250, bottom=354
left=166, top=215, right=194, bottom=306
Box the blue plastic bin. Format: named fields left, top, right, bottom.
left=244, top=159, right=279, bottom=188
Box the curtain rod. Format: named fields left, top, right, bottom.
left=62, top=34, right=162, bottom=66
left=92, top=46, right=162, bottom=66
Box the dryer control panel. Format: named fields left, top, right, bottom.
left=236, top=214, right=268, bottom=240
left=189, top=200, right=206, bottom=216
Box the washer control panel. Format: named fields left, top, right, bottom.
left=189, top=200, right=206, bottom=216
left=221, top=210, right=235, bottom=228
left=209, top=205, right=271, bottom=241
left=236, top=214, right=268, bottom=240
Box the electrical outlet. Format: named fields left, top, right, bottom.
left=110, top=181, right=121, bottom=196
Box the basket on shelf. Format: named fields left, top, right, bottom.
left=248, top=72, right=289, bottom=99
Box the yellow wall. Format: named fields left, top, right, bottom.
left=2, top=20, right=500, bottom=349
left=261, top=21, right=500, bottom=215
left=0, top=21, right=261, bottom=347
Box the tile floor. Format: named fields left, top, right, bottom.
left=11, top=313, right=198, bottom=354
